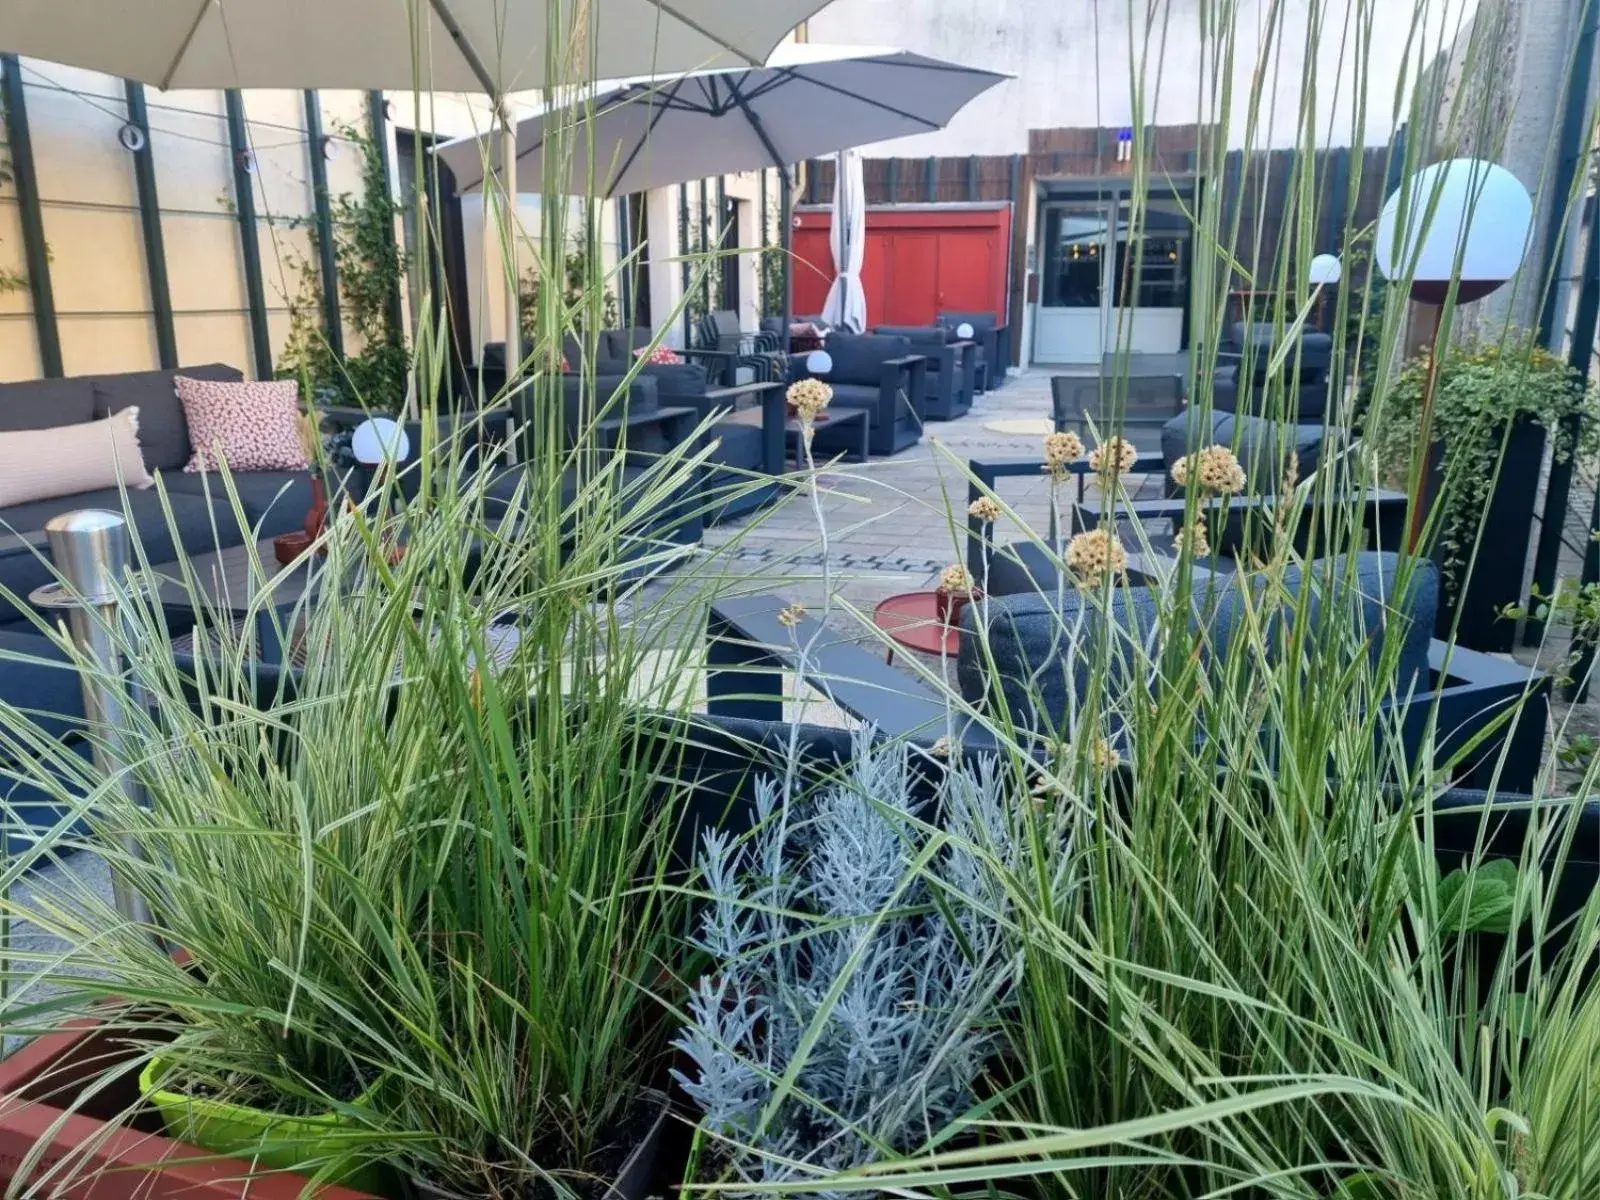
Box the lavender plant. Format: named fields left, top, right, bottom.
left=673, top=731, right=1025, bottom=1191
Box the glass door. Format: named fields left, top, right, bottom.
left=1033, top=202, right=1112, bottom=364
left=1106, top=200, right=1189, bottom=356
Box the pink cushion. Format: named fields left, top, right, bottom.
left=634, top=345, right=684, bottom=365
left=177, top=377, right=310, bottom=473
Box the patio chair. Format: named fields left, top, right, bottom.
left=694, top=310, right=788, bottom=387
left=1051, top=373, right=1186, bottom=448
left=788, top=332, right=928, bottom=456
left=1214, top=322, right=1336, bottom=422
left=954, top=551, right=1549, bottom=793
left=873, top=324, right=976, bottom=419
left=938, top=311, right=1010, bottom=392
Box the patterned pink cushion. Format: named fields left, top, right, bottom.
left=177, top=377, right=310, bottom=473
left=634, top=344, right=684, bottom=365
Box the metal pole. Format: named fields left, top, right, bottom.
left=780, top=167, right=794, bottom=353
left=3, top=55, right=63, bottom=376
left=125, top=81, right=178, bottom=369
left=36, top=511, right=153, bottom=928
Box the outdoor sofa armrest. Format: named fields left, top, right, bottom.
left=951, top=340, right=979, bottom=401
left=704, top=381, right=786, bottom=475
left=879, top=354, right=927, bottom=425
left=0, top=530, right=50, bottom=562
left=679, top=347, right=745, bottom=386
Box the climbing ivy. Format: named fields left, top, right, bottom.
left=278, top=123, right=410, bottom=409
left=518, top=237, right=619, bottom=344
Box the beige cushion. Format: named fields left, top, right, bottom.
left=0, top=407, right=154, bottom=507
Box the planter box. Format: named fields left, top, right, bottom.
left=0, top=1018, right=383, bottom=1200
left=1433, top=419, right=1546, bottom=653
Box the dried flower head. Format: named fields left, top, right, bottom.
left=1183, top=513, right=1211, bottom=559
left=786, top=378, right=834, bottom=422
left=1171, top=444, right=1246, bottom=496
left=777, top=603, right=807, bottom=628
left=929, top=735, right=952, bottom=759
left=1086, top=737, right=1121, bottom=772
left=938, top=563, right=976, bottom=596
left=1282, top=449, right=1300, bottom=493
left=968, top=496, right=1003, bottom=523
left=1042, top=430, right=1086, bottom=475
left=1066, top=528, right=1127, bottom=586
left=1088, top=435, right=1139, bottom=476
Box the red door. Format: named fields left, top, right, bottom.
left=936, top=230, right=1001, bottom=316
left=885, top=234, right=940, bottom=325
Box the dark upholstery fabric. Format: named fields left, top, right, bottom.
left=0, top=376, right=99, bottom=432
left=0, top=626, right=85, bottom=738
left=819, top=384, right=885, bottom=424
left=706, top=420, right=764, bottom=470
left=0, top=486, right=245, bottom=625
left=93, top=363, right=245, bottom=472
left=160, top=470, right=315, bottom=537
left=1162, top=409, right=1326, bottom=492
left=959, top=551, right=1437, bottom=737
left=822, top=334, right=911, bottom=384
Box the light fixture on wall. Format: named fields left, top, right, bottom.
left=1373, top=157, right=1533, bottom=549
left=116, top=123, right=146, bottom=153
left=320, top=136, right=341, bottom=161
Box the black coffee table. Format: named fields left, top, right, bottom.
left=152, top=540, right=320, bottom=667
left=729, top=406, right=869, bottom=468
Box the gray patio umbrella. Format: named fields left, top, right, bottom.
left=0, top=0, right=833, bottom=91
left=435, top=45, right=1007, bottom=341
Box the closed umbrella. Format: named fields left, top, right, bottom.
left=435, top=46, right=1006, bottom=340
left=820, top=148, right=867, bottom=333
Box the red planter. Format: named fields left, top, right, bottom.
left=0, top=1019, right=382, bottom=1200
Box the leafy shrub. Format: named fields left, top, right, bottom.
left=673, top=732, right=1025, bottom=1189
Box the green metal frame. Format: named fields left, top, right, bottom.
left=123, top=81, right=177, bottom=369
left=303, top=91, right=344, bottom=359
left=365, top=91, right=406, bottom=350
left=1, top=55, right=62, bottom=377
left=224, top=90, right=273, bottom=378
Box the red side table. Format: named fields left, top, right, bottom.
left=873, top=590, right=976, bottom=663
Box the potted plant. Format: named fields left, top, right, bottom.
left=1364, top=333, right=1600, bottom=650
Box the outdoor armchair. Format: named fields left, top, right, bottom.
left=938, top=310, right=1009, bottom=392
left=1213, top=322, right=1336, bottom=422
left=873, top=324, right=976, bottom=419
left=788, top=332, right=927, bottom=455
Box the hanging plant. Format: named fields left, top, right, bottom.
left=1362, top=332, right=1600, bottom=586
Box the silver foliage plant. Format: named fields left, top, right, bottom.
left=672, top=730, right=1026, bottom=1189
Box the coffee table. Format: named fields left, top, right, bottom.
left=873, top=591, right=965, bottom=664
left=152, top=539, right=321, bottom=667
left=728, top=406, right=869, bottom=468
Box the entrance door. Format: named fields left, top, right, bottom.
left=1033, top=204, right=1110, bottom=364
left=1033, top=198, right=1190, bottom=364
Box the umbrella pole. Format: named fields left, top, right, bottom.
left=500, top=104, right=520, bottom=367
left=780, top=166, right=793, bottom=362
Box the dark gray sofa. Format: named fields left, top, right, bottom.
left=873, top=324, right=975, bottom=419
left=789, top=333, right=927, bottom=456
left=0, top=364, right=317, bottom=628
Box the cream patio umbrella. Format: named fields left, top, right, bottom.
left=0, top=0, right=833, bottom=385
left=820, top=148, right=868, bottom=333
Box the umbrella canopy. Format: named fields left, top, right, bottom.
left=0, top=0, right=831, bottom=91
left=820, top=149, right=868, bottom=333
left=435, top=48, right=1008, bottom=195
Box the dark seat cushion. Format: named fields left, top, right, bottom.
left=160, top=470, right=315, bottom=538
left=822, top=384, right=885, bottom=423
left=92, top=363, right=245, bottom=472
left=0, top=626, right=85, bottom=739
left=0, top=486, right=252, bottom=625
left=821, top=334, right=911, bottom=386
left=0, top=376, right=99, bottom=432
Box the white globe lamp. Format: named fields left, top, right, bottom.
left=805, top=350, right=834, bottom=377
left=351, top=417, right=410, bottom=467
left=1308, top=254, right=1342, bottom=286
left=1374, top=158, right=1532, bottom=304
left=956, top=322, right=976, bottom=340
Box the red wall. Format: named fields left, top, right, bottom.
left=791, top=205, right=1013, bottom=329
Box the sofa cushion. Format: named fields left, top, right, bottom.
left=0, top=486, right=251, bottom=625
left=160, top=470, right=316, bottom=538
left=93, top=363, right=243, bottom=472
left=706, top=420, right=764, bottom=471
left=0, top=376, right=99, bottom=433
left=0, top=408, right=153, bottom=507
left=0, top=626, right=85, bottom=740
left=820, top=383, right=885, bottom=423
left=178, top=377, right=310, bottom=473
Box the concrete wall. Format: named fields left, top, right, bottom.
left=805, top=0, right=1479, bottom=156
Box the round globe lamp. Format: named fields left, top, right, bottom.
left=1374, top=158, right=1532, bottom=304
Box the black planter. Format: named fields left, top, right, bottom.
left=1432, top=418, right=1546, bottom=653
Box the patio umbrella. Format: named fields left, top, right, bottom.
left=820, top=148, right=868, bottom=333
left=435, top=46, right=1006, bottom=339
left=0, top=0, right=833, bottom=91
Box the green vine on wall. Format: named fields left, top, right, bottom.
left=279, top=123, right=409, bottom=409
left=518, top=239, right=618, bottom=345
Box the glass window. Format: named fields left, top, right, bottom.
left=1041, top=207, right=1107, bottom=309
left=1112, top=205, right=1191, bottom=309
